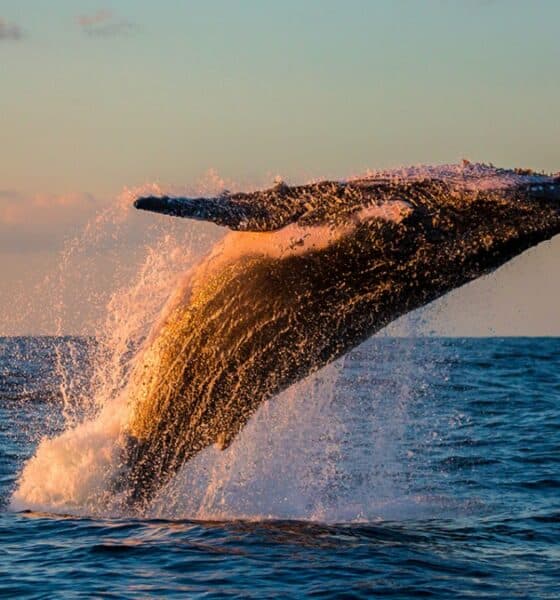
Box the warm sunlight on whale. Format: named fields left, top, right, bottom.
left=120, top=162, right=560, bottom=508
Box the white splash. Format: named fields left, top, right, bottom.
left=10, top=397, right=129, bottom=514
left=9, top=180, right=215, bottom=516
left=9, top=165, right=474, bottom=520
left=353, top=160, right=558, bottom=191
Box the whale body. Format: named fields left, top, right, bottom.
left=120, top=163, right=560, bottom=508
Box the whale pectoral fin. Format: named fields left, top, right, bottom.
left=134, top=195, right=267, bottom=231
left=134, top=182, right=301, bottom=232
left=134, top=181, right=351, bottom=232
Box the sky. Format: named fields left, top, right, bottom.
left=1, top=0, right=559, bottom=335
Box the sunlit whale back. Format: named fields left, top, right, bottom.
left=122, top=162, right=560, bottom=508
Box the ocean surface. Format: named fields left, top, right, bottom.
left=1, top=336, right=559, bottom=598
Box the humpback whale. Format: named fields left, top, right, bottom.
left=120, top=163, right=560, bottom=508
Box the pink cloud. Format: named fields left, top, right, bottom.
left=76, top=9, right=113, bottom=27
left=76, top=10, right=135, bottom=37
left=0, top=190, right=103, bottom=252
left=0, top=18, right=23, bottom=41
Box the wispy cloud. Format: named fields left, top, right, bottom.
left=0, top=18, right=23, bottom=41
left=0, top=190, right=101, bottom=252
left=76, top=9, right=135, bottom=37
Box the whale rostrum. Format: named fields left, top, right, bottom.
left=122, top=163, right=560, bottom=508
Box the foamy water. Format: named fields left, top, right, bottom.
left=9, top=178, right=222, bottom=516
left=9, top=333, right=443, bottom=521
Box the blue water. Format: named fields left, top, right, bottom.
left=1, top=337, right=559, bottom=598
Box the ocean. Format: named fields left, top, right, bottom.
left=1, top=336, right=558, bottom=598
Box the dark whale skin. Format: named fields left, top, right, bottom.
left=122, top=165, right=560, bottom=508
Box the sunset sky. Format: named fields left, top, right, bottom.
left=1, top=0, right=559, bottom=335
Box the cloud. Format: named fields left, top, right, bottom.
left=0, top=18, right=23, bottom=41
left=76, top=9, right=113, bottom=28
left=76, top=9, right=135, bottom=37
left=0, top=190, right=102, bottom=252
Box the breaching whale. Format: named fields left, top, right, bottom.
left=120, top=162, right=560, bottom=508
